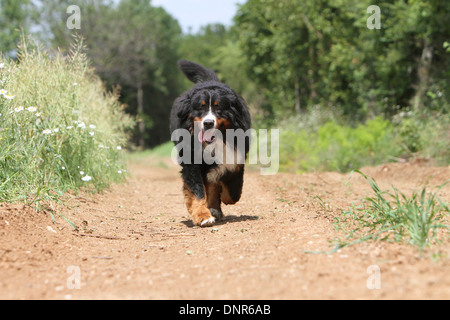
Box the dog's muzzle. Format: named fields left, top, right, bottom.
left=199, top=116, right=217, bottom=144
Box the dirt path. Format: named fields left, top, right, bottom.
left=1, top=156, right=449, bottom=300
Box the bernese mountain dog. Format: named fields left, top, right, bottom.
left=170, top=60, right=251, bottom=227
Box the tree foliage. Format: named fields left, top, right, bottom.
left=0, top=0, right=37, bottom=58
left=234, top=0, right=450, bottom=119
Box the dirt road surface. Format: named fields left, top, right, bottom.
left=1, top=156, right=449, bottom=300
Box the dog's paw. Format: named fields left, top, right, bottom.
left=209, top=208, right=224, bottom=221
left=193, top=208, right=216, bottom=227
left=199, top=216, right=216, bottom=227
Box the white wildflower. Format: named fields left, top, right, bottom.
left=81, top=175, right=92, bottom=182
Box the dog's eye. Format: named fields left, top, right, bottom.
left=202, top=100, right=206, bottom=106
left=214, top=101, right=219, bottom=106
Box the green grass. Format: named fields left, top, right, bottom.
left=127, top=141, right=173, bottom=160
left=0, top=36, right=134, bottom=204
left=333, top=171, right=449, bottom=255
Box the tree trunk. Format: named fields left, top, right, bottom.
left=412, top=39, right=433, bottom=111
left=308, top=45, right=318, bottom=101
left=137, top=81, right=145, bottom=149
left=294, top=76, right=301, bottom=113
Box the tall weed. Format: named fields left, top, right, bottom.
left=0, top=37, right=134, bottom=203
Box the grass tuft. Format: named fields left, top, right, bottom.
left=334, top=170, right=449, bottom=255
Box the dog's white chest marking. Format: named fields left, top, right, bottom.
left=206, top=140, right=242, bottom=183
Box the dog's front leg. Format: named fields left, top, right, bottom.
left=181, top=165, right=215, bottom=227
left=205, top=181, right=223, bottom=221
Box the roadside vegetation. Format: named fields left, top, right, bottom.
left=0, top=37, right=134, bottom=204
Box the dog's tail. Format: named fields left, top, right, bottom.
left=178, top=60, right=219, bottom=84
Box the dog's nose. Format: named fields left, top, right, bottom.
left=203, top=119, right=215, bottom=130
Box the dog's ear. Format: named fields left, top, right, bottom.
left=170, top=94, right=192, bottom=133
left=227, top=93, right=251, bottom=131
left=176, top=96, right=192, bottom=121
left=178, top=60, right=219, bottom=84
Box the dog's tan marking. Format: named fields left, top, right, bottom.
left=183, top=183, right=215, bottom=227
left=216, top=118, right=230, bottom=130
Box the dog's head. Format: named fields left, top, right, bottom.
left=173, top=60, right=251, bottom=147
left=190, top=87, right=237, bottom=145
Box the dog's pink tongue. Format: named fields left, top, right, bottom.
left=198, top=130, right=215, bottom=143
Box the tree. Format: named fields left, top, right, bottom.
left=234, top=0, right=325, bottom=116
left=178, top=24, right=230, bottom=88
left=234, top=0, right=450, bottom=120
left=0, top=0, right=36, bottom=58
left=39, top=0, right=183, bottom=148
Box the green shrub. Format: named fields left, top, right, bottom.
left=0, top=37, right=134, bottom=202
left=279, top=116, right=401, bottom=173
left=393, top=109, right=450, bottom=164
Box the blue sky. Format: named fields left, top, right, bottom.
left=151, top=0, right=246, bottom=33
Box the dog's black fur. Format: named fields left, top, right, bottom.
left=170, top=60, right=251, bottom=227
